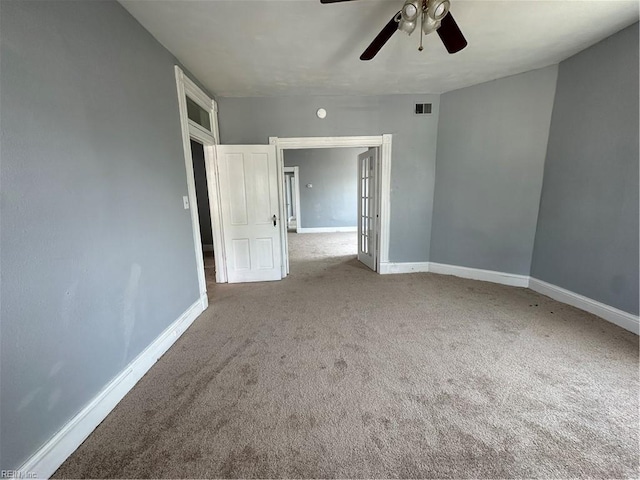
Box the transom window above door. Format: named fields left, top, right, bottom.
left=186, top=95, right=211, bottom=132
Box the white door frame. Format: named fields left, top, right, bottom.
left=175, top=66, right=227, bottom=299
left=283, top=166, right=301, bottom=233
left=269, top=135, right=392, bottom=277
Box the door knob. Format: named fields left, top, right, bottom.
left=272, top=215, right=277, bottom=227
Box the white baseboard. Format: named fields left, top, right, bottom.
left=378, top=262, right=637, bottom=334
left=429, top=262, right=530, bottom=287
left=529, top=278, right=639, bottom=334
left=202, top=244, right=214, bottom=252
left=378, top=261, right=528, bottom=286
left=297, top=226, right=357, bottom=233
left=18, top=295, right=207, bottom=479
left=379, top=262, right=430, bottom=274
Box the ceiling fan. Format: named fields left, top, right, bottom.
left=320, top=0, right=467, bottom=60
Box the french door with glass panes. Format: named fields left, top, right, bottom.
left=357, top=148, right=378, bottom=271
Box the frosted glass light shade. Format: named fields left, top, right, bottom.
left=428, top=0, right=450, bottom=21
left=402, top=2, right=419, bottom=21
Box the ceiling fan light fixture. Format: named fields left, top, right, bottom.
left=398, top=0, right=419, bottom=35
left=398, top=18, right=417, bottom=35
left=427, top=0, right=450, bottom=21
left=401, top=0, right=419, bottom=21
left=421, top=14, right=441, bottom=36
left=321, top=0, right=467, bottom=60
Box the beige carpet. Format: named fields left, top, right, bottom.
left=54, top=233, right=639, bottom=479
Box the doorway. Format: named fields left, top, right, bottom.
left=175, top=66, right=226, bottom=298
left=283, top=147, right=366, bottom=273
left=190, top=140, right=215, bottom=282
left=270, top=135, right=393, bottom=278
left=283, top=167, right=300, bottom=231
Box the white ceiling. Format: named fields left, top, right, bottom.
left=119, top=0, right=639, bottom=97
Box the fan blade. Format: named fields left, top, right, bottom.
left=437, top=12, right=467, bottom=54
left=320, top=0, right=356, bottom=3
left=360, top=11, right=400, bottom=61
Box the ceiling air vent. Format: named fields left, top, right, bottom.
left=415, top=103, right=432, bottom=115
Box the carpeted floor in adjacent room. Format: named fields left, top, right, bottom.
left=54, top=232, right=639, bottom=478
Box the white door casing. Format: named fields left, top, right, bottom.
left=175, top=65, right=225, bottom=300
left=357, top=148, right=378, bottom=271
left=216, top=145, right=282, bottom=283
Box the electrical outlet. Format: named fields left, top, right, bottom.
left=183, top=196, right=190, bottom=209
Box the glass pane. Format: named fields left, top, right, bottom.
left=186, top=96, right=211, bottom=131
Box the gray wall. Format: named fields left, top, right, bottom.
left=531, top=24, right=639, bottom=315
left=1, top=0, right=203, bottom=469
left=191, top=140, right=214, bottom=246
left=284, top=148, right=365, bottom=228
left=430, top=66, right=558, bottom=275
left=217, top=95, right=440, bottom=262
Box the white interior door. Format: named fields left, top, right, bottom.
left=216, top=145, right=282, bottom=283
left=357, top=148, right=378, bottom=271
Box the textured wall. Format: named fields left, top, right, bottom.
left=284, top=148, right=365, bottom=228
left=531, top=24, right=639, bottom=315
left=430, top=66, right=558, bottom=275
left=217, top=94, right=440, bottom=262
left=0, top=0, right=202, bottom=469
